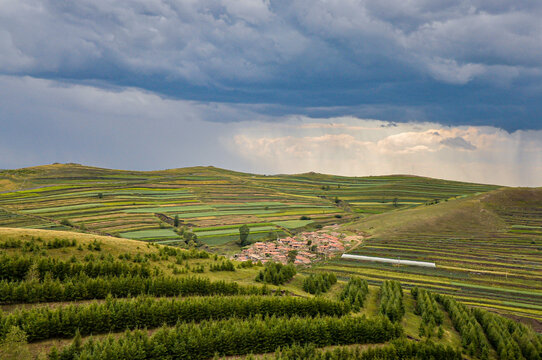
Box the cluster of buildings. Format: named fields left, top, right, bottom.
left=233, top=231, right=345, bottom=265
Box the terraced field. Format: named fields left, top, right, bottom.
left=313, top=188, right=542, bottom=324
left=0, top=164, right=495, bottom=245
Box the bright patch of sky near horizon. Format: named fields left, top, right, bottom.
left=0, top=1, right=541, bottom=186
left=0, top=76, right=540, bottom=187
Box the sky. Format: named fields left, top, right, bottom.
left=0, top=0, right=541, bottom=186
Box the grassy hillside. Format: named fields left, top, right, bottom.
left=0, top=164, right=497, bottom=246
left=0, top=227, right=540, bottom=360
left=318, top=188, right=542, bottom=324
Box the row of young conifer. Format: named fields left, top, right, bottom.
left=411, top=287, right=444, bottom=338
left=0, top=244, right=209, bottom=281
left=435, top=294, right=491, bottom=359
left=156, top=246, right=210, bottom=260
left=255, top=262, right=296, bottom=285
left=473, top=307, right=542, bottom=360
left=0, top=275, right=269, bottom=304
left=339, top=276, right=369, bottom=311
left=0, top=255, right=152, bottom=282
left=50, top=314, right=402, bottom=360
left=209, top=260, right=236, bottom=272
left=379, top=280, right=404, bottom=322
left=302, top=272, right=337, bottom=294
left=253, top=339, right=462, bottom=360
left=0, top=295, right=349, bottom=342
left=0, top=237, right=76, bottom=250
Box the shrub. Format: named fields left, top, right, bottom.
left=52, top=315, right=402, bottom=360
left=0, top=295, right=349, bottom=342
left=60, top=219, right=73, bottom=227
left=255, top=262, right=296, bottom=285
left=302, top=272, right=337, bottom=295
left=379, top=280, right=404, bottom=322
left=340, top=277, right=369, bottom=311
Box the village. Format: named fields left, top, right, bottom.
left=233, top=231, right=346, bottom=265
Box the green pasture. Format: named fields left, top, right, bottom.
left=195, top=226, right=278, bottom=237
left=125, top=205, right=213, bottom=213
left=192, top=223, right=273, bottom=232
left=174, top=209, right=281, bottom=218
left=272, top=220, right=314, bottom=229
left=213, top=202, right=287, bottom=208
left=119, top=228, right=179, bottom=239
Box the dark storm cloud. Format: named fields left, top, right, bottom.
left=0, top=76, right=541, bottom=186
left=1, top=0, right=542, bottom=130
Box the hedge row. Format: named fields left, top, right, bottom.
left=379, top=280, right=404, bottom=322
left=0, top=255, right=151, bottom=282
left=1, top=295, right=349, bottom=342
left=436, top=294, right=490, bottom=359
left=260, top=339, right=462, bottom=360
left=51, top=315, right=402, bottom=360
left=340, top=276, right=369, bottom=311
left=303, top=272, right=337, bottom=295
left=0, top=275, right=268, bottom=304
left=473, top=307, right=542, bottom=360
left=411, top=287, right=444, bottom=337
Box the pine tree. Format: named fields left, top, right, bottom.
left=0, top=326, right=31, bottom=360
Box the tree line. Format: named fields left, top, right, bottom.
left=0, top=275, right=269, bottom=304
left=255, top=262, right=296, bottom=285
left=0, top=237, right=77, bottom=250
left=255, top=339, right=462, bottom=360
left=411, top=287, right=444, bottom=338
left=339, top=277, right=369, bottom=311
left=209, top=260, right=235, bottom=272
left=50, top=314, right=402, bottom=360
left=0, top=255, right=152, bottom=282
left=379, top=280, right=404, bottom=322
left=302, top=272, right=337, bottom=295
left=157, top=246, right=210, bottom=260
left=473, top=307, right=542, bottom=360
left=436, top=294, right=490, bottom=359
left=0, top=295, right=349, bottom=342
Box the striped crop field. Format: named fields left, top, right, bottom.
left=272, top=219, right=314, bottom=229
left=119, top=228, right=179, bottom=240
left=195, top=226, right=278, bottom=237
left=0, top=164, right=496, bottom=243
left=309, top=187, right=542, bottom=323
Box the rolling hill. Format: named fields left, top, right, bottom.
left=320, top=188, right=542, bottom=325
left=0, top=163, right=541, bottom=359
left=0, top=163, right=497, bottom=246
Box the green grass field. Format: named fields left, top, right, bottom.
left=119, top=228, right=179, bottom=239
